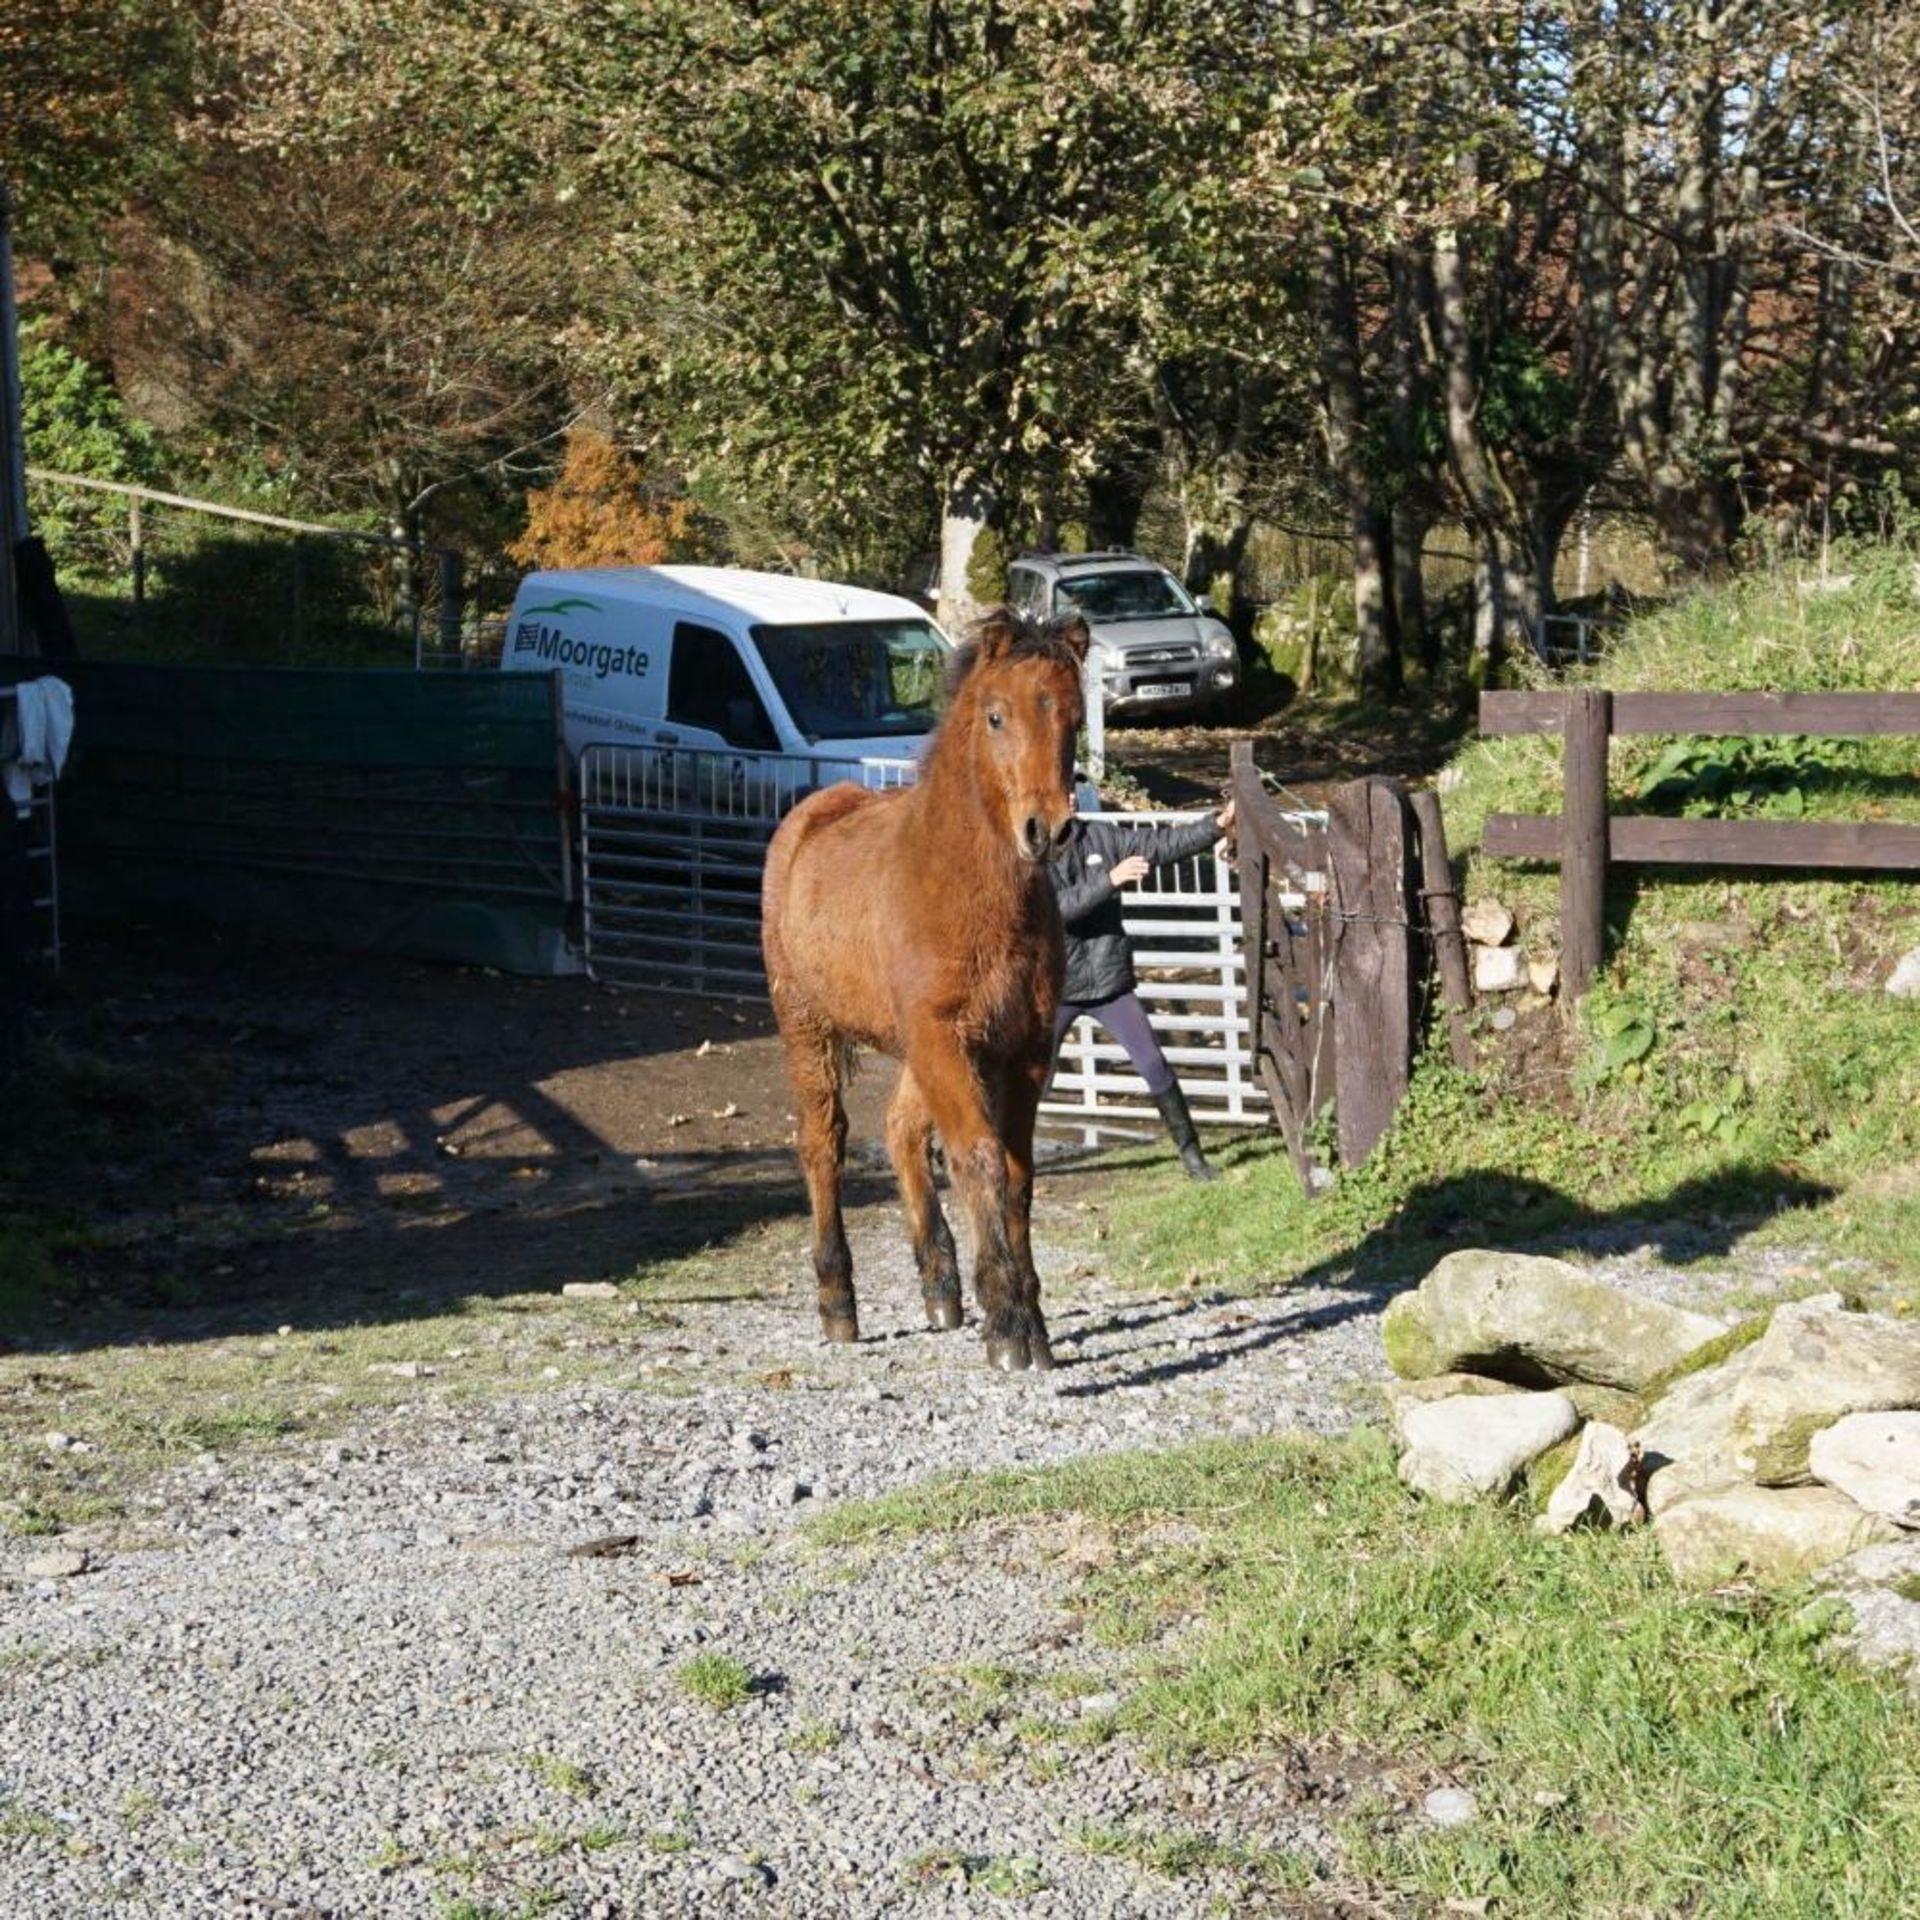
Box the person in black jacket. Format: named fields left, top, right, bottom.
left=1047, top=796, right=1236, bottom=1179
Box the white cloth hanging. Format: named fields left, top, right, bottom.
left=3, top=676, right=75, bottom=815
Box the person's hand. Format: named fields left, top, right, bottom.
left=1216, top=799, right=1237, bottom=835
left=1109, top=854, right=1150, bottom=887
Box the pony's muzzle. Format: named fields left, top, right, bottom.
left=1019, top=813, right=1062, bottom=863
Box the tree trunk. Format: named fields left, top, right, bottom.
left=1353, top=502, right=1401, bottom=697
left=937, top=468, right=997, bottom=628
left=1186, top=516, right=1254, bottom=641
left=1392, top=500, right=1431, bottom=675
left=1085, top=448, right=1149, bottom=551
left=1316, top=222, right=1400, bottom=697
left=1386, top=250, right=1431, bottom=673
left=1469, top=535, right=1541, bottom=686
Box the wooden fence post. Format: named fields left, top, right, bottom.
left=1409, top=788, right=1475, bottom=1068
left=1328, top=777, right=1416, bottom=1166
left=1561, top=690, right=1611, bottom=1000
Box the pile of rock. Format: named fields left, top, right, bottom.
left=1462, top=898, right=1557, bottom=1005
left=1382, top=1251, right=1920, bottom=1683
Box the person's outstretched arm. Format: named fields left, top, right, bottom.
left=1121, top=800, right=1236, bottom=871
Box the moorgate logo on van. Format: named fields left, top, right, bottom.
left=511, top=600, right=650, bottom=683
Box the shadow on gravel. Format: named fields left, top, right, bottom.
left=1044, top=1162, right=1837, bottom=1399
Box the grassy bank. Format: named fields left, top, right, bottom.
left=1111, top=542, right=1919, bottom=1297
left=815, top=1432, right=1920, bottom=1915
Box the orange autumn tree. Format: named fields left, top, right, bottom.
left=509, top=430, right=720, bottom=570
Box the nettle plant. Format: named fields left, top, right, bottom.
left=1633, top=735, right=1843, bottom=819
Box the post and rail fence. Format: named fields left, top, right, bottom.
left=1480, top=690, right=1920, bottom=1000
left=23, top=468, right=467, bottom=668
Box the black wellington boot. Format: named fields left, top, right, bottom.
left=1152, top=1081, right=1217, bottom=1181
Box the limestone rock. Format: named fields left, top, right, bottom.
left=24, top=1549, right=88, bottom=1579
left=1815, top=1538, right=1920, bottom=1693
left=1473, top=945, right=1523, bottom=993
left=1886, top=946, right=1920, bottom=999
left=1536, top=1422, right=1647, bottom=1535
left=1724, top=1297, right=1920, bottom=1485
left=1461, top=899, right=1514, bottom=948
left=1526, top=956, right=1559, bottom=997
left=1382, top=1372, right=1520, bottom=1443
left=1397, top=1390, right=1579, bottom=1504
left=1635, top=1343, right=1764, bottom=1515
left=1382, top=1249, right=1729, bottom=1391
left=1808, top=1412, right=1920, bottom=1528
left=1654, top=1484, right=1900, bottom=1591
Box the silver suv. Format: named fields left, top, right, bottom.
left=1005, top=551, right=1239, bottom=720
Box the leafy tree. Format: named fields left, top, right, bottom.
left=17, top=322, right=162, bottom=576
left=0, top=0, right=198, bottom=259
left=508, top=430, right=720, bottom=571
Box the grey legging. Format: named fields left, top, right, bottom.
left=1052, top=990, right=1175, bottom=1098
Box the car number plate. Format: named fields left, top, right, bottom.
left=1136, top=681, right=1192, bottom=700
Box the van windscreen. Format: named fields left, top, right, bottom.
left=749, top=620, right=946, bottom=740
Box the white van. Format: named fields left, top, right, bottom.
left=497, top=565, right=950, bottom=778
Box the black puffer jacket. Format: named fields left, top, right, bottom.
left=1049, top=813, right=1225, bottom=1004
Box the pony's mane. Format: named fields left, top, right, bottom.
left=943, top=608, right=1087, bottom=704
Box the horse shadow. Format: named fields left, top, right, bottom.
left=1039, top=1161, right=1838, bottom=1399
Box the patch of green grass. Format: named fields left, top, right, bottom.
left=787, top=1720, right=841, bottom=1754
left=643, top=1821, right=694, bottom=1854
left=522, top=1753, right=596, bottom=1799
left=1075, top=1821, right=1321, bottom=1890
left=826, top=1431, right=1920, bottom=1915
left=675, top=1651, right=755, bottom=1710
left=0, top=1803, right=61, bottom=1842
left=0, top=1220, right=64, bottom=1325
left=1102, top=545, right=1920, bottom=1300
left=117, top=1789, right=159, bottom=1830
left=904, top=1848, right=1050, bottom=1897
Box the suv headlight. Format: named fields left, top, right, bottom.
left=1204, top=630, right=1236, bottom=660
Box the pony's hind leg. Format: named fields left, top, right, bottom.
left=886, top=1067, right=963, bottom=1331
left=781, top=1016, right=857, bottom=1343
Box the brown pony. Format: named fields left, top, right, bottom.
left=761, top=606, right=1089, bottom=1372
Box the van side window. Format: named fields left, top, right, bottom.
left=667, top=623, right=778, bottom=750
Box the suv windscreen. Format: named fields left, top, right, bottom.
left=750, top=619, right=946, bottom=740
left=1056, top=569, right=1196, bottom=623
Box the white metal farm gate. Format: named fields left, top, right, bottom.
left=578, top=740, right=1317, bottom=1136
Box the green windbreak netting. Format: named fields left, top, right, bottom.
left=8, top=660, right=576, bottom=974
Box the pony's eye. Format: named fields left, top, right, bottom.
left=986, top=709, right=1004, bottom=731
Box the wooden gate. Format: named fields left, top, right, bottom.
left=1230, top=741, right=1471, bottom=1192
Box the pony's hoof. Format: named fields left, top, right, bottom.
left=821, top=1314, right=860, bottom=1345
left=924, top=1290, right=965, bottom=1332
left=1027, top=1325, right=1056, bottom=1371
left=986, top=1336, right=1031, bottom=1373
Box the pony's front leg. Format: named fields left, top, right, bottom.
left=997, top=1057, right=1054, bottom=1371
left=780, top=1019, right=857, bottom=1343
left=910, top=1028, right=1039, bottom=1371
left=886, top=1067, right=964, bottom=1331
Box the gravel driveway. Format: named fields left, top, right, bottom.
left=3, top=1069, right=1800, bottom=1920
left=3, top=1186, right=1400, bottom=1920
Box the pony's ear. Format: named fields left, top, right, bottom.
left=1054, top=613, right=1091, bottom=664
left=971, top=605, right=1019, bottom=662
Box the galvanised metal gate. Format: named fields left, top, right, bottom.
left=578, top=742, right=916, bottom=994
left=579, top=741, right=1321, bottom=1138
